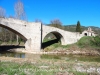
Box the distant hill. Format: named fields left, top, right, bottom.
left=63, top=25, right=100, bottom=35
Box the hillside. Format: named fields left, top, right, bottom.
left=63, top=25, right=100, bottom=35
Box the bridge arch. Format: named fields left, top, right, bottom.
left=0, top=24, right=27, bottom=40
left=42, top=31, right=65, bottom=48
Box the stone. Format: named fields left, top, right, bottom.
left=0, top=18, right=94, bottom=52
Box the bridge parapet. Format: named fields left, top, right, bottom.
left=0, top=18, right=42, bottom=26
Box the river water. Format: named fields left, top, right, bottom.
left=0, top=51, right=100, bottom=62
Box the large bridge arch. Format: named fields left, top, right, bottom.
left=0, top=23, right=27, bottom=40
left=0, top=18, right=30, bottom=40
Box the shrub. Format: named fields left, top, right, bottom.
left=77, top=36, right=100, bottom=48
left=91, top=36, right=100, bottom=47
left=77, top=36, right=92, bottom=48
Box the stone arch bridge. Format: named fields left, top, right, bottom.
left=0, top=18, right=83, bottom=52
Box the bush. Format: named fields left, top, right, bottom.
left=77, top=36, right=92, bottom=48
left=91, top=36, right=100, bottom=47
left=77, top=36, right=100, bottom=48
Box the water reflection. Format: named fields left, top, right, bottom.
left=25, top=53, right=41, bottom=60
left=0, top=51, right=25, bottom=58
left=40, top=54, right=100, bottom=62
left=0, top=51, right=40, bottom=60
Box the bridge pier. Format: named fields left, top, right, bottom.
left=25, top=38, right=41, bottom=52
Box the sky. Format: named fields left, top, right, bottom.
left=0, top=0, right=100, bottom=27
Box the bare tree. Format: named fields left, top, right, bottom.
left=34, top=19, right=44, bottom=24
left=14, top=0, right=27, bottom=45
left=14, top=0, right=27, bottom=20
left=9, top=15, right=15, bottom=19
left=0, top=6, right=6, bottom=18
left=35, top=19, right=42, bottom=23
left=0, top=6, right=6, bottom=44
left=50, top=19, right=63, bottom=29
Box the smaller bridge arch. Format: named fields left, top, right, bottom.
left=42, top=25, right=67, bottom=46
left=42, top=31, right=65, bottom=45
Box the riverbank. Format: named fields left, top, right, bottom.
left=7, top=46, right=100, bottom=56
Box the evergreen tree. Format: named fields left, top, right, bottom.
left=76, top=21, right=82, bottom=34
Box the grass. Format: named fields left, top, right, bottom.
left=77, top=36, right=100, bottom=49
left=0, top=61, right=57, bottom=75
left=41, top=54, right=61, bottom=59
left=0, top=59, right=100, bottom=75
left=72, top=71, right=88, bottom=75
left=41, top=54, right=100, bottom=62
left=77, top=36, right=93, bottom=48
left=0, top=54, right=100, bottom=75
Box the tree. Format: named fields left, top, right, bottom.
left=34, top=19, right=44, bottom=24
left=0, top=6, right=7, bottom=43
left=9, top=15, right=15, bottom=19
left=76, top=21, right=82, bottom=34
left=91, top=36, right=100, bottom=47
left=50, top=19, right=63, bottom=29
left=0, top=6, right=6, bottom=18
left=0, top=7, right=16, bottom=44
left=14, top=0, right=27, bottom=45
left=35, top=19, right=42, bottom=23
left=14, top=0, right=27, bottom=20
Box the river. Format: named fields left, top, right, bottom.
left=0, top=51, right=100, bottom=62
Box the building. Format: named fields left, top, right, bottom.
left=82, top=27, right=96, bottom=36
